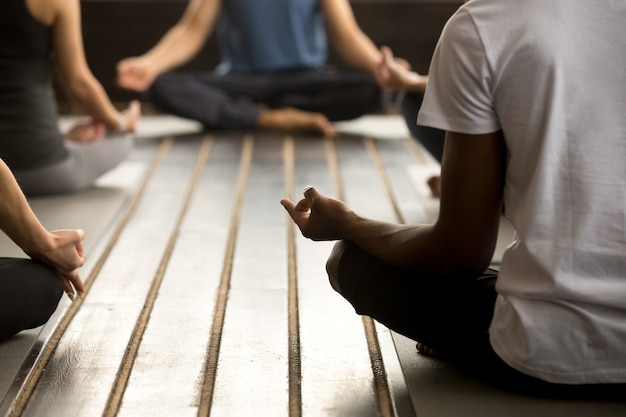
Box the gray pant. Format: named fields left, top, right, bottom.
left=13, top=133, right=133, bottom=196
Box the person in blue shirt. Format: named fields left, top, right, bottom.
left=117, top=0, right=398, bottom=137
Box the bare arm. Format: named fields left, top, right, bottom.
left=116, top=0, right=221, bottom=91
left=49, top=0, right=123, bottom=130
left=320, top=0, right=381, bottom=74
left=282, top=130, right=506, bottom=277
left=0, top=159, right=85, bottom=298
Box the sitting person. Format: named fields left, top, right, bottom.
left=283, top=0, right=626, bottom=395
left=0, top=0, right=141, bottom=196
left=0, top=157, right=84, bottom=341
left=117, top=0, right=397, bottom=137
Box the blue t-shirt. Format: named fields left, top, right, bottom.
left=216, top=0, right=327, bottom=74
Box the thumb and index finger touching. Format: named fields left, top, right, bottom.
left=281, top=185, right=320, bottom=209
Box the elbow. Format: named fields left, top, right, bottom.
left=437, top=241, right=496, bottom=279
left=427, top=214, right=500, bottom=278
left=440, top=255, right=493, bottom=279
left=420, top=226, right=496, bottom=278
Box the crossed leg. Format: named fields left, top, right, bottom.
left=326, top=240, right=498, bottom=361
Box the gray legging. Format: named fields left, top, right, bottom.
left=0, top=258, right=63, bottom=341
left=13, top=133, right=133, bottom=196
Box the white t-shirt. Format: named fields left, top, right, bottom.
left=418, top=0, right=626, bottom=384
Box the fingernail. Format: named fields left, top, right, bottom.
left=66, top=292, right=75, bottom=301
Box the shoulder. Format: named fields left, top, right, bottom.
left=418, top=2, right=501, bottom=134
left=25, top=0, right=78, bottom=27
left=24, top=0, right=54, bottom=26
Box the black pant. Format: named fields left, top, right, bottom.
left=331, top=240, right=496, bottom=359
left=146, top=67, right=383, bottom=129
left=329, top=240, right=626, bottom=399
left=0, top=257, right=63, bottom=341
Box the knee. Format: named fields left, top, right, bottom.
left=0, top=261, right=64, bottom=340
left=326, top=240, right=348, bottom=294
left=29, top=265, right=65, bottom=327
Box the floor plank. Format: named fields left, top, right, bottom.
left=291, top=137, right=387, bottom=417
left=210, top=135, right=291, bottom=416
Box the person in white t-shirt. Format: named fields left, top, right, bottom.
left=282, top=0, right=626, bottom=392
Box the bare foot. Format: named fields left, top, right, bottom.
left=119, top=100, right=142, bottom=133
left=416, top=342, right=439, bottom=357
left=427, top=175, right=441, bottom=198
left=257, top=107, right=336, bottom=137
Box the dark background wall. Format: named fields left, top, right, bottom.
left=70, top=0, right=462, bottom=108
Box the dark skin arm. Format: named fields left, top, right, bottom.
left=281, top=129, right=506, bottom=278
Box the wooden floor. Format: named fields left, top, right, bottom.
left=2, top=116, right=625, bottom=417
left=0, top=117, right=424, bottom=417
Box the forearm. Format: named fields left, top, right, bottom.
left=65, top=73, right=120, bottom=130
left=140, top=26, right=207, bottom=74
left=403, top=73, right=429, bottom=93
left=322, top=0, right=381, bottom=74
left=140, top=0, right=219, bottom=74
left=334, top=32, right=381, bottom=74
left=0, top=161, right=51, bottom=256
left=284, top=187, right=480, bottom=276
left=337, top=212, right=447, bottom=273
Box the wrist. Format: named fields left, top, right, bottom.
left=336, top=209, right=362, bottom=241
left=22, top=228, right=54, bottom=260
